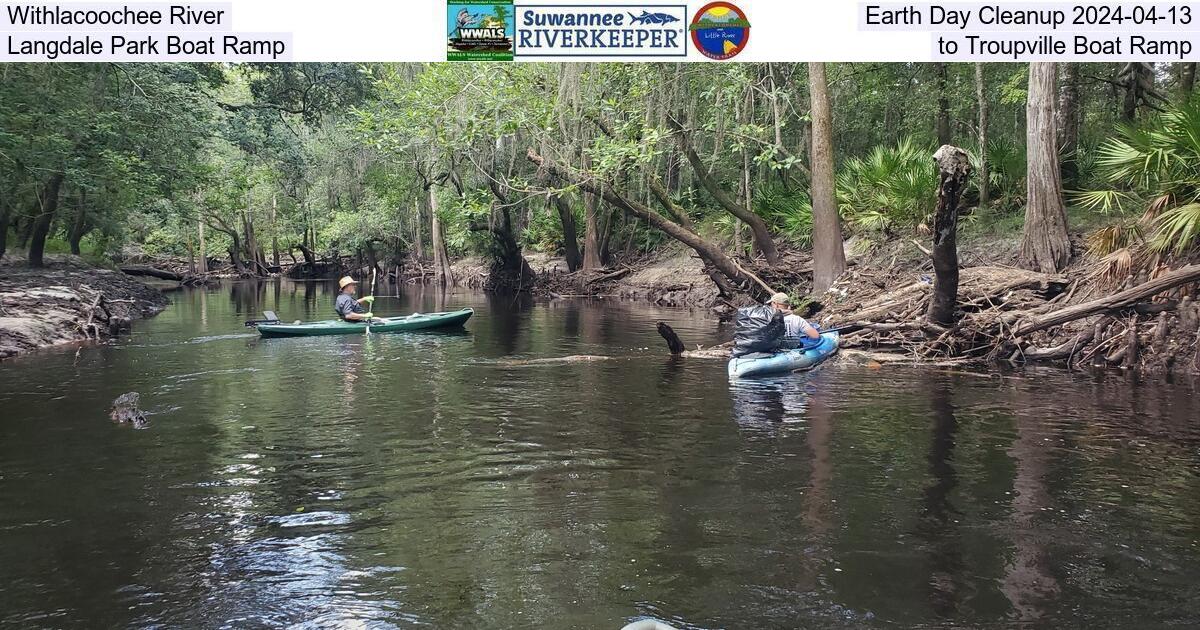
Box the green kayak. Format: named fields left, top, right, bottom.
left=255, top=308, right=473, bottom=338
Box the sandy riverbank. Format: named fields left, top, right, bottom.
left=0, top=256, right=167, bottom=360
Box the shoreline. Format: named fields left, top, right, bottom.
left=0, top=255, right=168, bottom=360
left=6, top=240, right=1198, bottom=378
left=543, top=237, right=1200, bottom=377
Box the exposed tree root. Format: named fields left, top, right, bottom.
left=822, top=262, right=1200, bottom=374
left=657, top=259, right=1200, bottom=376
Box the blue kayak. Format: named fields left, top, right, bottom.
left=727, top=331, right=840, bottom=379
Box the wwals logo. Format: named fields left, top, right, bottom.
left=448, top=0, right=515, bottom=61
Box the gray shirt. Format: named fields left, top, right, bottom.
left=335, top=293, right=365, bottom=319
left=784, top=314, right=817, bottom=338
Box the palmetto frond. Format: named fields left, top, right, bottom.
left=1149, top=202, right=1200, bottom=254
left=836, top=137, right=936, bottom=232
left=1085, top=101, right=1200, bottom=257
left=1071, top=189, right=1130, bottom=215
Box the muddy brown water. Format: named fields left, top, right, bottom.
left=1, top=280, right=1199, bottom=628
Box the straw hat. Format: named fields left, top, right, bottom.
left=769, top=292, right=791, bottom=306
left=338, top=276, right=359, bottom=289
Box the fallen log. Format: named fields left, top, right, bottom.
left=588, top=267, right=633, bottom=284
left=1009, top=264, right=1200, bottom=337
left=1021, top=328, right=1096, bottom=361
left=120, top=265, right=182, bottom=282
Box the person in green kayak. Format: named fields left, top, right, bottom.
left=768, top=292, right=820, bottom=346
left=335, top=276, right=375, bottom=321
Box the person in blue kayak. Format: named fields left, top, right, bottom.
left=768, top=293, right=821, bottom=348
left=335, top=276, right=375, bottom=321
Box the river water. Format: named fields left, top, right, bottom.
left=1, top=280, right=1198, bottom=628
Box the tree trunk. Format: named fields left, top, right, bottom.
left=1020, top=62, right=1072, bottom=274
left=429, top=186, right=454, bottom=287
left=197, top=220, right=208, bottom=274
left=975, top=63, right=990, bottom=209
left=1057, top=62, right=1081, bottom=188
left=768, top=63, right=785, bottom=152
left=583, top=191, right=603, bottom=272
left=364, top=241, right=380, bottom=279
left=647, top=176, right=693, bottom=229
left=598, top=197, right=614, bottom=266
left=243, top=189, right=266, bottom=276
left=17, top=213, right=34, bottom=249
left=528, top=148, right=768, bottom=299
left=481, top=173, right=536, bottom=286
left=228, top=231, right=247, bottom=275
left=186, top=229, right=196, bottom=274
left=242, top=213, right=256, bottom=274
left=1121, top=62, right=1155, bottom=121
left=68, top=189, right=87, bottom=256
left=808, top=62, right=847, bottom=293
left=927, top=146, right=971, bottom=325
left=552, top=194, right=582, bottom=272
left=28, top=171, right=65, bottom=268
left=0, top=199, right=10, bottom=259
left=936, top=63, right=952, bottom=145
left=208, top=216, right=247, bottom=275
left=412, top=201, right=424, bottom=260
left=296, top=242, right=316, bottom=267
left=667, top=114, right=780, bottom=265
left=1181, top=62, right=1197, bottom=101
left=270, top=194, right=280, bottom=268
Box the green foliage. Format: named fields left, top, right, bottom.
left=522, top=201, right=568, bottom=253
left=1084, top=101, right=1200, bottom=255
left=2, top=61, right=1172, bottom=275
left=979, top=136, right=1027, bottom=211
left=997, top=66, right=1029, bottom=105
left=1150, top=203, right=1200, bottom=254
left=836, top=137, right=937, bottom=233
left=965, top=136, right=1028, bottom=213
left=754, top=186, right=812, bottom=245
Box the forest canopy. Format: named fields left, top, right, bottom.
left=2, top=61, right=1198, bottom=297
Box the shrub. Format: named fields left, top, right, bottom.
left=835, top=137, right=937, bottom=233
left=754, top=185, right=812, bottom=246
left=1081, top=102, right=1200, bottom=255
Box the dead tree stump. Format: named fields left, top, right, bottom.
left=927, top=145, right=971, bottom=326
left=1123, top=320, right=1140, bottom=370
left=657, top=322, right=686, bottom=355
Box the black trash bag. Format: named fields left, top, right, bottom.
left=732, top=305, right=785, bottom=357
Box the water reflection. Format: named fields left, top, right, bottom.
left=0, top=282, right=1198, bottom=627
left=916, top=374, right=966, bottom=618
left=1001, top=382, right=1062, bottom=622
left=729, top=375, right=812, bottom=426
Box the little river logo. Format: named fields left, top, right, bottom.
left=690, top=1, right=749, bottom=60
left=514, top=4, right=688, bottom=57
left=448, top=0, right=515, bottom=61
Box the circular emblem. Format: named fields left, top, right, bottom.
left=690, top=2, right=750, bottom=60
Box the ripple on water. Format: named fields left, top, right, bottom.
left=270, top=510, right=353, bottom=528
left=2, top=286, right=1200, bottom=628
